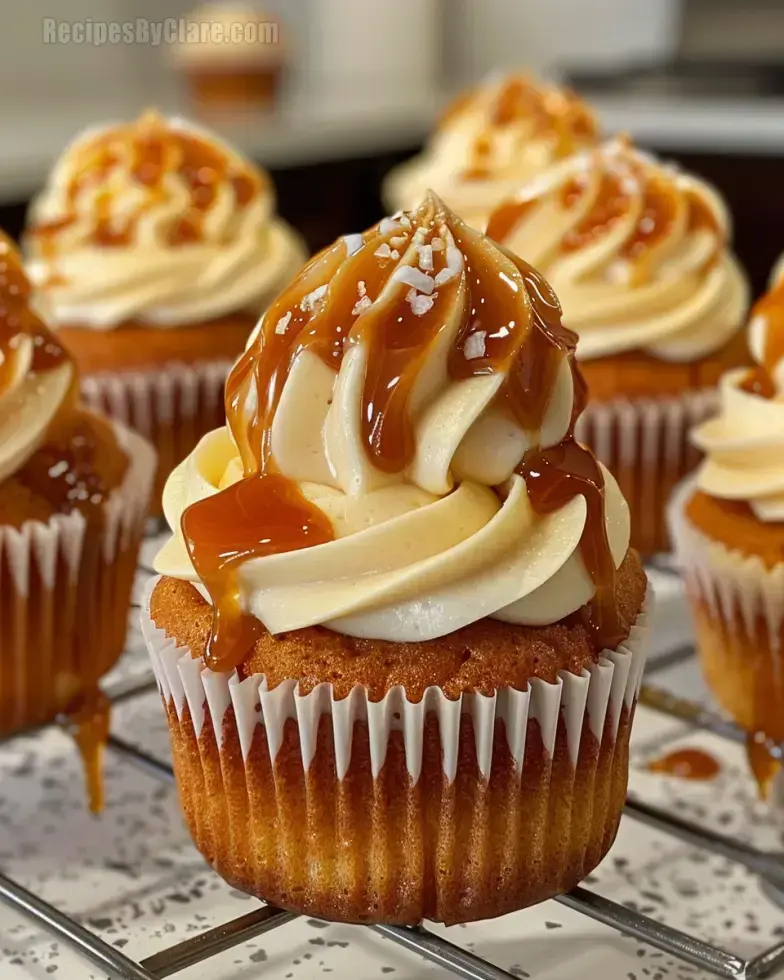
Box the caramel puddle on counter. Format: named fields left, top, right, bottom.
left=646, top=747, right=721, bottom=782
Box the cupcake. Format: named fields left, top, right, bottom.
left=171, top=3, right=286, bottom=114
left=487, top=136, right=750, bottom=555
left=24, top=109, right=306, bottom=508
left=383, top=73, right=599, bottom=232
left=670, top=271, right=784, bottom=795
left=0, top=232, right=155, bottom=810
left=142, top=194, right=649, bottom=925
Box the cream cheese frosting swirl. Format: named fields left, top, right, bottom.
left=156, top=195, right=631, bottom=662
left=383, top=74, right=598, bottom=233
left=0, top=234, right=75, bottom=485
left=692, top=275, right=784, bottom=522
left=487, top=137, right=749, bottom=362
left=25, top=110, right=305, bottom=328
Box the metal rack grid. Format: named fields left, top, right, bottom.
left=3, top=661, right=784, bottom=978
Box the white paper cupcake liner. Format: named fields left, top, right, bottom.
left=575, top=388, right=719, bottom=554
left=669, top=476, right=784, bottom=653
left=80, top=360, right=232, bottom=505
left=141, top=577, right=650, bottom=783
left=0, top=423, right=156, bottom=732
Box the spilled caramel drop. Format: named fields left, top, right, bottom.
left=63, top=689, right=111, bottom=815
left=647, top=747, right=721, bottom=782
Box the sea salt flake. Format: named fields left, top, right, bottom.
left=390, top=249, right=400, bottom=260
left=352, top=295, right=373, bottom=316
left=392, top=265, right=435, bottom=295
left=400, top=215, right=412, bottom=229
left=408, top=291, right=437, bottom=317
left=342, top=233, right=364, bottom=256
left=300, top=284, right=328, bottom=312
left=379, top=217, right=402, bottom=235
left=417, top=244, right=433, bottom=271
left=464, top=331, right=487, bottom=360
left=375, top=243, right=392, bottom=259
left=431, top=237, right=445, bottom=251
left=275, top=311, right=292, bottom=335
left=357, top=280, right=367, bottom=298
left=390, top=236, right=408, bottom=249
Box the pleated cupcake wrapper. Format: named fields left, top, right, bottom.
left=80, top=360, right=232, bottom=435
left=669, top=477, right=784, bottom=653
left=575, top=388, right=719, bottom=553
left=0, top=424, right=156, bottom=732
left=141, top=576, right=650, bottom=783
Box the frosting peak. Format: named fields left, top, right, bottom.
left=156, top=195, right=631, bottom=661
left=25, top=110, right=305, bottom=327
left=488, top=137, right=749, bottom=362
left=383, top=74, right=598, bottom=231
left=0, top=233, right=75, bottom=485
left=692, top=275, right=784, bottom=522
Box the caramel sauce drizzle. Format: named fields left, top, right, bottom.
left=746, top=731, right=781, bottom=801
left=182, top=196, right=621, bottom=670
left=741, top=278, right=784, bottom=399
left=462, top=77, right=597, bottom=181
left=647, top=747, right=721, bottom=782
left=28, top=110, right=264, bottom=255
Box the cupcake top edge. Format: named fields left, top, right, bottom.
left=691, top=271, right=784, bottom=523
left=24, top=109, right=306, bottom=330
left=487, top=135, right=750, bottom=364
left=0, top=232, right=129, bottom=518
left=156, top=193, right=633, bottom=665
left=383, top=73, right=599, bottom=227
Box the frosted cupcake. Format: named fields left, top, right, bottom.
left=488, top=137, right=750, bottom=554
left=0, top=232, right=155, bottom=810
left=670, top=271, right=784, bottom=794
left=142, top=194, right=649, bottom=925
left=383, top=73, right=598, bottom=231
left=25, top=109, right=306, bottom=507
left=171, top=3, right=286, bottom=113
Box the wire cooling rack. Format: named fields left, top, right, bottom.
left=2, top=558, right=784, bottom=980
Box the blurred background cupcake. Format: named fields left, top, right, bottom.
left=24, top=109, right=306, bottom=510
left=487, top=136, right=750, bottom=555
left=0, top=232, right=155, bottom=810
left=670, top=267, right=784, bottom=795
left=144, top=196, right=649, bottom=924
left=171, top=2, right=287, bottom=115
left=383, top=73, right=599, bottom=231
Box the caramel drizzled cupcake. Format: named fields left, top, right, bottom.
left=383, top=73, right=599, bottom=232
left=670, top=271, right=784, bottom=795
left=142, top=194, right=649, bottom=924
left=488, top=137, right=750, bottom=554
left=0, top=233, right=155, bottom=810
left=24, top=110, right=306, bottom=509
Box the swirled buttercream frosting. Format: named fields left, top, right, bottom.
left=384, top=74, right=598, bottom=231
left=155, top=194, right=632, bottom=667
left=25, top=110, right=305, bottom=328
left=692, top=273, right=784, bottom=522
left=487, top=137, right=749, bottom=362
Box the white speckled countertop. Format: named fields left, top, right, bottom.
left=0, top=542, right=781, bottom=980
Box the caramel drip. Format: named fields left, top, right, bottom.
left=620, top=174, right=679, bottom=263
left=183, top=196, right=620, bottom=668
left=750, top=279, right=784, bottom=386
left=647, top=747, right=721, bottom=781
left=746, top=731, right=781, bottom=801
left=517, top=438, right=621, bottom=649
left=561, top=171, right=630, bottom=253
left=63, top=689, right=111, bottom=814
left=28, top=111, right=262, bottom=253
left=739, top=366, right=776, bottom=399
left=485, top=197, right=538, bottom=245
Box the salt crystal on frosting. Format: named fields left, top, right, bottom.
left=375, top=243, right=392, bottom=259
left=400, top=215, right=412, bottom=229
left=390, top=236, right=408, bottom=249
left=358, top=280, right=367, bottom=298
left=407, top=289, right=437, bottom=317
left=392, top=265, right=435, bottom=295
left=342, top=233, right=364, bottom=256
left=301, top=284, right=328, bottom=312
left=275, top=311, right=292, bottom=335
left=390, top=249, right=400, bottom=260
left=434, top=246, right=464, bottom=287
left=464, top=330, right=486, bottom=360
left=379, top=217, right=402, bottom=235
left=431, top=237, right=444, bottom=251
left=417, top=244, right=433, bottom=271
left=352, top=295, right=373, bottom=316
